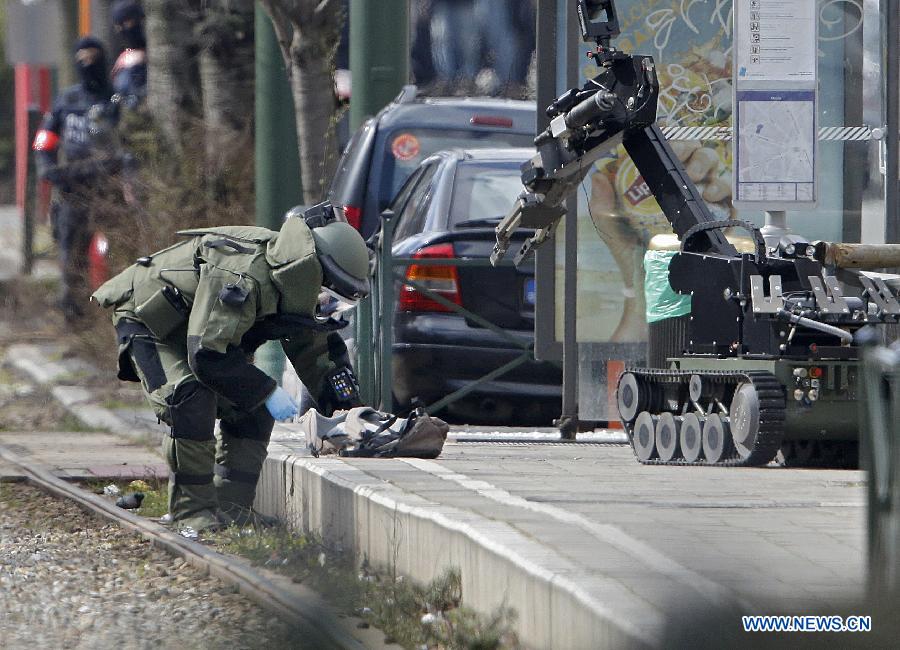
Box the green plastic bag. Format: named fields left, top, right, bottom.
left=644, top=250, right=691, bottom=324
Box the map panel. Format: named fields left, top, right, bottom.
left=734, top=90, right=817, bottom=206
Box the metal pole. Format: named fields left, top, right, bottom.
left=254, top=4, right=302, bottom=381
left=377, top=213, right=396, bottom=411
left=535, top=0, right=558, bottom=133
left=557, top=0, right=580, bottom=438
left=350, top=0, right=409, bottom=405
left=760, top=210, right=789, bottom=250
left=533, top=0, right=559, bottom=359
left=885, top=0, right=899, bottom=244
left=22, top=111, right=41, bottom=276
left=349, top=0, right=409, bottom=129
left=78, top=0, right=91, bottom=36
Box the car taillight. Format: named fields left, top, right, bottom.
left=470, top=115, right=514, bottom=128
left=398, top=243, right=462, bottom=313
left=343, top=205, right=362, bottom=230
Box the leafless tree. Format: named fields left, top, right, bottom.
left=196, top=0, right=255, bottom=188
left=144, top=0, right=202, bottom=149
left=258, top=0, right=343, bottom=204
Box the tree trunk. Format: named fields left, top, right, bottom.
left=197, top=0, right=255, bottom=187
left=258, top=0, right=343, bottom=205
left=145, top=0, right=202, bottom=149
left=290, top=38, right=340, bottom=204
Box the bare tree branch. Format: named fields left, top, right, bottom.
left=315, top=0, right=340, bottom=18
left=258, top=0, right=295, bottom=72
left=258, top=0, right=343, bottom=204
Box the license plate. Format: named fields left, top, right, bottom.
left=524, top=278, right=536, bottom=306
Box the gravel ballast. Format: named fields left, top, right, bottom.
left=0, top=482, right=312, bottom=650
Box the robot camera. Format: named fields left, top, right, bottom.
left=577, top=0, right=620, bottom=45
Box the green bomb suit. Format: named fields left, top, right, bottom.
left=93, top=218, right=357, bottom=530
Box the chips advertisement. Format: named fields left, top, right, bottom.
left=558, top=1, right=737, bottom=347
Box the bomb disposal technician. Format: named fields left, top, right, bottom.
left=92, top=207, right=370, bottom=532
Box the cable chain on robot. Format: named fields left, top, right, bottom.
left=618, top=368, right=786, bottom=467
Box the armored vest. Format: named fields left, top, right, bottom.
left=92, top=221, right=324, bottom=343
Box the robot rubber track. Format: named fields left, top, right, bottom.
left=617, top=369, right=786, bottom=467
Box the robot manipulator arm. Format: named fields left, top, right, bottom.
left=491, top=188, right=568, bottom=267
left=491, top=15, right=660, bottom=267
left=489, top=89, right=633, bottom=267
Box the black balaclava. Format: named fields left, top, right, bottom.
left=112, top=0, right=147, bottom=49
left=74, top=36, right=109, bottom=94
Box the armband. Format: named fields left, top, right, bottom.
left=33, top=129, right=60, bottom=152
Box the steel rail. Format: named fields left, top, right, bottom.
left=0, top=445, right=368, bottom=650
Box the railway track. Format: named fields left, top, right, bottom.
left=0, top=444, right=372, bottom=650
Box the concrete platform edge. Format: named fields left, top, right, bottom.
left=255, top=443, right=654, bottom=650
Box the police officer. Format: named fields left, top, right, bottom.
left=92, top=205, right=370, bottom=532
left=33, top=37, right=118, bottom=320
left=110, top=0, right=147, bottom=108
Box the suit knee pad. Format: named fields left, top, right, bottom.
left=168, top=381, right=217, bottom=441
left=219, top=407, right=274, bottom=442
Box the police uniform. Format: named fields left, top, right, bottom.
left=92, top=216, right=368, bottom=530
left=111, top=0, right=147, bottom=108
left=34, top=37, right=118, bottom=319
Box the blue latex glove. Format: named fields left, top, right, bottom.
left=265, top=386, right=299, bottom=421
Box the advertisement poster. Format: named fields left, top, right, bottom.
left=560, top=0, right=737, bottom=346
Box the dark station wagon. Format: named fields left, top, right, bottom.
left=329, top=85, right=537, bottom=238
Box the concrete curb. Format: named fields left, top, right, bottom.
left=256, top=437, right=656, bottom=650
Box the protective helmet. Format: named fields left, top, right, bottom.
left=111, top=0, right=145, bottom=26
left=311, top=221, right=371, bottom=303
left=74, top=37, right=109, bottom=93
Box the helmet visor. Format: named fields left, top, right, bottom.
left=320, top=286, right=360, bottom=311
left=318, top=252, right=370, bottom=303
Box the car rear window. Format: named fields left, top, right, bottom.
left=378, top=128, right=532, bottom=207
left=329, top=122, right=372, bottom=203
left=448, top=161, right=525, bottom=228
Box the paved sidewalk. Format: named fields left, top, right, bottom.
left=0, top=204, right=56, bottom=281
left=1, top=342, right=167, bottom=481
left=0, top=205, right=21, bottom=282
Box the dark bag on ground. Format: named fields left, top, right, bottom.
left=300, top=406, right=448, bottom=459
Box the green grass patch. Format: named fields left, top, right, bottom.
left=58, top=413, right=107, bottom=433
left=212, top=525, right=518, bottom=649
left=101, top=399, right=144, bottom=411
left=82, top=477, right=168, bottom=518
left=0, top=367, right=17, bottom=384
left=0, top=482, right=25, bottom=508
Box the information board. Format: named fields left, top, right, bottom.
left=734, top=0, right=817, bottom=83
left=735, top=90, right=817, bottom=204
left=732, top=0, right=819, bottom=210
